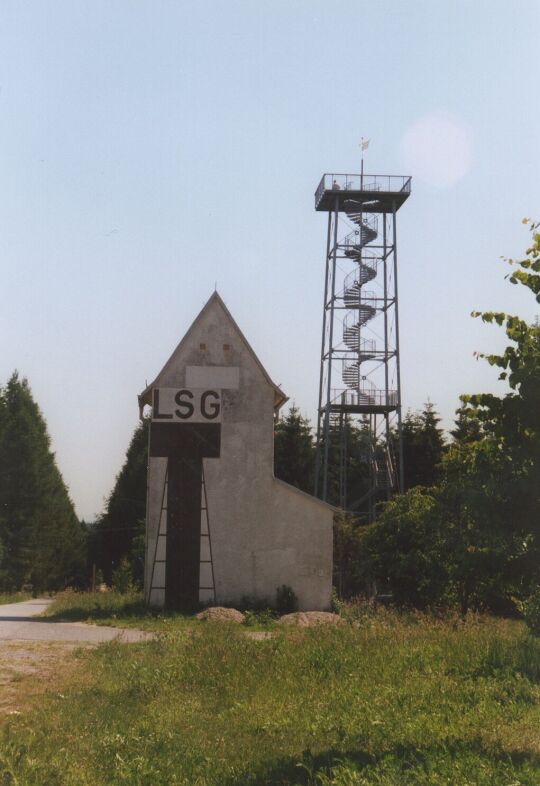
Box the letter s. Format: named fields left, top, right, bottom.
left=174, top=389, right=194, bottom=419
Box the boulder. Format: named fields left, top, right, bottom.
left=195, top=607, right=245, bottom=623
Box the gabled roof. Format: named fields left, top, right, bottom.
left=138, top=291, right=288, bottom=415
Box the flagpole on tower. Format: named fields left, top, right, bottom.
left=360, top=137, right=370, bottom=189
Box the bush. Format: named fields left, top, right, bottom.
left=362, top=488, right=449, bottom=609
left=522, top=589, right=540, bottom=635
left=330, top=587, right=344, bottom=615
left=242, top=609, right=277, bottom=627
left=333, top=514, right=369, bottom=598
left=111, top=557, right=135, bottom=594
left=275, top=584, right=298, bottom=615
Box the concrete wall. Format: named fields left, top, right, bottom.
left=144, top=295, right=334, bottom=611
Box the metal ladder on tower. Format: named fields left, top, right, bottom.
left=147, top=464, right=217, bottom=606
left=199, top=465, right=216, bottom=605
left=148, top=468, right=168, bottom=606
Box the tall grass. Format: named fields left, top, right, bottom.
left=43, top=589, right=190, bottom=631
left=1, top=609, right=538, bottom=785
left=0, top=591, right=32, bottom=605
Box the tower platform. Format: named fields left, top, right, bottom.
left=315, top=173, right=411, bottom=213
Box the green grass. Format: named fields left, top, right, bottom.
left=0, top=591, right=32, bottom=605
left=42, top=589, right=192, bottom=632
left=43, top=590, right=280, bottom=632
left=1, top=606, right=539, bottom=785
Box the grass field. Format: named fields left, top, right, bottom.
left=0, top=593, right=538, bottom=785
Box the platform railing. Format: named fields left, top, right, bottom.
left=315, top=173, right=411, bottom=205
left=329, top=388, right=398, bottom=409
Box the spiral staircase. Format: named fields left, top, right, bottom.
left=340, top=207, right=380, bottom=400
left=337, top=202, right=398, bottom=498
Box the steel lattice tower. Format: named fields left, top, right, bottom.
left=313, top=172, right=411, bottom=517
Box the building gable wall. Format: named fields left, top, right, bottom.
left=144, top=295, right=333, bottom=611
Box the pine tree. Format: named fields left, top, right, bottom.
left=274, top=405, right=315, bottom=493
left=0, top=372, right=85, bottom=591
left=400, top=401, right=446, bottom=490
left=95, top=418, right=149, bottom=584
left=316, top=416, right=371, bottom=510
left=451, top=407, right=483, bottom=444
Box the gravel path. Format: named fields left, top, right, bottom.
left=0, top=598, right=152, bottom=643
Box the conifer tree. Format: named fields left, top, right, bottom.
left=400, top=401, right=446, bottom=490
left=274, top=405, right=315, bottom=493
left=315, top=416, right=371, bottom=509
left=0, top=372, right=85, bottom=591
left=451, top=407, right=483, bottom=444
left=95, top=418, right=149, bottom=584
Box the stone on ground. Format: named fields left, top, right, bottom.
left=195, top=607, right=245, bottom=623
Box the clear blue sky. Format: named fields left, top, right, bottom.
left=1, top=1, right=538, bottom=520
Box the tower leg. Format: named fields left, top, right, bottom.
left=322, top=198, right=340, bottom=502
left=314, top=211, right=333, bottom=498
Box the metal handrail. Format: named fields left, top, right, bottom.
left=343, top=311, right=376, bottom=334
left=338, top=220, right=379, bottom=245
left=330, top=388, right=398, bottom=408
left=343, top=261, right=378, bottom=293
left=341, top=229, right=379, bottom=249
left=343, top=292, right=377, bottom=322
left=316, top=173, right=411, bottom=197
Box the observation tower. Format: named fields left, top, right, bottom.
left=313, top=168, right=411, bottom=518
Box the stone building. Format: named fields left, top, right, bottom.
left=138, top=292, right=334, bottom=611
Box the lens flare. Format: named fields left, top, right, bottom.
left=400, top=111, right=474, bottom=188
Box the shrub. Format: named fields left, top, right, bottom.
left=522, top=589, right=540, bottom=635
left=242, top=609, right=277, bottom=627
left=275, top=584, right=298, bottom=614
left=362, top=487, right=449, bottom=609
left=333, top=513, right=369, bottom=598
left=330, top=587, right=344, bottom=615
left=111, top=557, right=135, bottom=594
